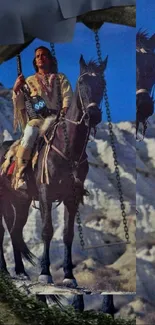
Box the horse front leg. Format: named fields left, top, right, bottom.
left=38, top=185, right=53, bottom=284
left=136, top=119, right=139, bottom=139
left=72, top=295, right=84, bottom=312
left=102, top=295, right=116, bottom=319
left=143, top=119, right=147, bottom=137
left=63, top=201, right=77, bottom=288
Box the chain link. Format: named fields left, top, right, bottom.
left=94, top=30, right=130, bottom=244
left=16, top=54, right=38, bottom=121
left=50, top=43, right=85, bottom=250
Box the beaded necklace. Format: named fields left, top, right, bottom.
left=34, top=73, right=56, bottom=101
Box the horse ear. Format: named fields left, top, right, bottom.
left=99, top=55, right=108, bottom=73
left=79, top=54, right=87, bottom=74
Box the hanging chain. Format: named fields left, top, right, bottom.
left=16, top=54, right=38, bottom=121
left=50, top=43, right=56, bottom=59
left=50, top=43, right=85, bottom=250
left=94, top=30, right=130, bottom=244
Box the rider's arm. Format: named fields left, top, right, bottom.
left=12, top=75, right=34, bottom=110
left=59, top=73, right=73, bottom=113
left=12, top=88, right=27, bottom=132
left=12, top=89, right=25, bottom=109
left=12, top=76, right=35, bottom=131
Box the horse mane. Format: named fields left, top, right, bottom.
left=87, top=59, right=105, bottom=99
left=87, top=59, right=100, bottom=70
left=137, top=29, right=149, bottom=44
left=86, top=59, right=105, bottom=75
left=136, top=29, right=155, bottom=53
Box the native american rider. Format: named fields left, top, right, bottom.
left=2, top=46, right=73, bottom=190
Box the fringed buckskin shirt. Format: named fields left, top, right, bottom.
left=12, top=73, right=73, bottom=132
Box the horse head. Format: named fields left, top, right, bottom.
left=77, top=54, right=108, bottom=128
left=136, top=30, right=155, bottom=138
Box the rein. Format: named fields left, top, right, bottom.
left=64, top=103, right=97, bottom=125
left=64, top=71, right=99, bottom=125
left=64, top=111, right=86, bottom=125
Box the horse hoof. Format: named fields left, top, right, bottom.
left=15, top=273, right=30, bottom=281
left=38, top=274, right=54, bottom=285
left=63, top=278, right=78, bottom=288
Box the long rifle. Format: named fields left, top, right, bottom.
left=16, top=54, right=38, bottom=120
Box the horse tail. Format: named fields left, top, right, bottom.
left=11, top=231, right=36, bottom=266
left=1, top=175, right=36, bottom=266
left=3, top=206, right=36, bottom=266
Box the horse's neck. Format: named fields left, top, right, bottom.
left=64, top=90, right=89, bottom=159
left=137, top=55, right=155, bottom=92
left=66, top=88, right=81, bottom=121
left=137, top=77, right=154, bottom=93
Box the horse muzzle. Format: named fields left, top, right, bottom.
left=86, top=103, right=102, bottom=126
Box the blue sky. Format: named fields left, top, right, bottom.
left=137, top=0, right=155, bottom=35
left=0, top=22, right=135, bottom=122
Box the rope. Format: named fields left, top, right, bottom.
left=40, top=124, right=57, bottom=184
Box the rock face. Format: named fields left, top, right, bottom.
left=0, top=85, right=20, bottom=142
left=136, top=116, right=155, bottom=323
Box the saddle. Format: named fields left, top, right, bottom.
left=1, top=139, right=39, bottom=173
left=0, top=140, right=38, bottom=197
left=0, top=117, right=58, bottom=191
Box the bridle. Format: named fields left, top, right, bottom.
left=64, top=71, right=102, bottom=127
left=136, top=89, right=149, bottom=95
left=78, top=71, right=101, bottom=111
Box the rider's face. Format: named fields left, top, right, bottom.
left=35, top=49, right=51, bottom=71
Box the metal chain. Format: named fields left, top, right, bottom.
left=16, top=54, right=38, bottom=121
left=60, top=115, right=85, bottom=250
left=50, top=43, right=85, bottom=250
left=94, top=30, right=130, bottom=244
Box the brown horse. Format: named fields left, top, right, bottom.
left=0, top=55, right=107, bottom=285
left=0, top=55, right=117, bottom=317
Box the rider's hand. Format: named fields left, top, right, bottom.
left=13, top=74, right=25, bottom=94
left=60, top=111, right=65, bottom=118
left=62, top=107, right=68, bottom=115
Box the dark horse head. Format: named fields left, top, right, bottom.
left=74, top=54, right=108, bottom=128
left=136, top=30, right=155, bottom=139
